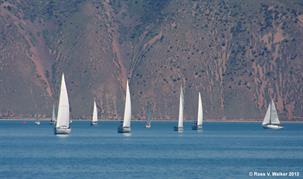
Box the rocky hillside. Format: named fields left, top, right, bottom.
left=0, top=0, right=302, bottom=120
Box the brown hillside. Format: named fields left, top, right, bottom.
left=0, top=0, right=302, bottom=120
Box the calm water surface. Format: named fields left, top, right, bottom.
left=0, top=121, right=302, bottom=179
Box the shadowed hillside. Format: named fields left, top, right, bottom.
left=0, top=0, right=302, bottom=120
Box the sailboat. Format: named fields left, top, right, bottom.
left=174, top=85, right=184, bottom=132
left=118, top=80, right=131, bottom=133
left=50, top=104, right=56, bottom=125
left=54, top=74, right=71, bottom=135
left=91, top=100, right=98, bottom=126
left=145, top=102, right=152, bottom=128
left=262, top=100, right=283, bottom=129
left=34, top=117, right=40, bottom=125
left=192, top=92, right=203, bottom=130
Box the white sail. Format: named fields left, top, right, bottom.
left=123, top=80, right=131, bottom=128
left=92, top=100, right=98, bottom=123
left=51, top=104, right=56, bottom=122
left=178, top=85, right=184, bottom=128
left=197, top=92, right=203, bottom=126
left=56, top=74, right=70, bottom=128
left=270, top=100, right=280, bottom=124
left=262, top=103, right=271, bottom=125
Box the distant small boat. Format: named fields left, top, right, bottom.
left=118, top=80, right=131, bottom=133
left=174, top=85, right=184, bottom=132
left=145, top=119, right=151, bottom=128
left=34, top=119, right=40, bottom=125
left=50, top=104, right=56, bottom=125
left=145, top=102, right=152, bottom=128
left=192, top=92, right=203, bottom=130
left=91, top=100, right=98, bottom=126
left=54, top=74, right=71, bottom=135
left=262, top=100, right=283, bottom=129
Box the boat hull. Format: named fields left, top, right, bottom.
left=55, top=127, right=71, bottom=135
left=263, top=124, right=283, bottom=129
left=192, top=124, right=202, bottom=130
left=91, top=122, right=98, bottom=126
left=145, top=123, right=151, bottom=128
left=118, top=126, right=131, bottom=133
left=35, top=121, right=40, bottom=125
left=174, top=126, right=184, bottom=132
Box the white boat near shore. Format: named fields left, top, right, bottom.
left=174, top=85, right=184, bottom=132
left=34, top=119, right=40, bottom=125
left=192, top=92, right=203, bottom=130
left=262, top=100, right=283, bottom=129
left=118, top=80, right=131, bottom=133
left=91, top=100, right=98, bottom=126
left=145, top=102, right=152, bottom=128
left=54, top=74, right=71, bottom=135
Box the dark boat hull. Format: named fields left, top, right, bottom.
left=118, top=126, right=131, bottom=133
left=174, top=126, right=184, bottom=132
left=192, top=124, right=202, bottom=130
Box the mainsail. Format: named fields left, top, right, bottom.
left=197, top=92, right=203, bottom=126
left=178, top=85, right=184, bottom=128
left=92, top=100, right=98, bottom=123
left=270, top=100, right=280, bottom=124
left=123, top=80, right=131, bottom=128
left=262, top=103, right=271, bottom=125
left=56, top=74, right=70, bottom=128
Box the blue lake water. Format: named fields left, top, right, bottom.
left=0, top=121, right=302, bottom=179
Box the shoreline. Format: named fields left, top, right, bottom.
left=0, top=118, right=302, bottom=123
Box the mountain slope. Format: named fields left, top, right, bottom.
left=0, top=0, right=302, bottom=120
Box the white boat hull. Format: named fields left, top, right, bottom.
left=55, top=127, right=71, bottom=135
left=145, top=122, right=151, bottom=128
left=91, top=122, right=98, bottom=126
left=35, top=121, right=40, bottom=125
left=263, top=124, right=283, bottom=129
